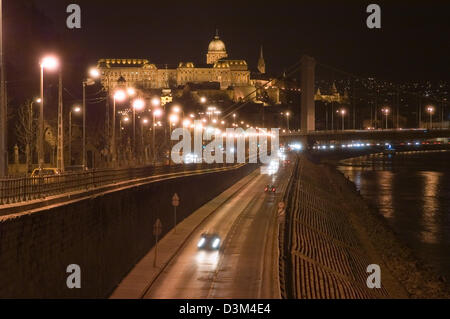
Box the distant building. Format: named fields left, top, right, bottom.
left=96, top=31, right=285, bottom=102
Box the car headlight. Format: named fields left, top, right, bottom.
left=211, top=238, right=220, bottom=249
left=197, top=237, right=206, bottom=248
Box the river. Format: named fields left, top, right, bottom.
left=337, top=150, right=450, bottom=280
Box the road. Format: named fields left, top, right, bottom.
left=142, top=159, right=292, bottom=299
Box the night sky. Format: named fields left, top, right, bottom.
left=4, top=0, right=450, bottom=105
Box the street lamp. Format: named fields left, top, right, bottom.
left=39, top=55, right=59, bottom=170
left=200, top=96, right=206, bottom=104
left=68, top=106, right=81, bottom=166
left=119, top=116, right=129, bottom=143
left=426, top=105, right=435, bottom=129
left=132, top=98, right=145, bottom=163
left=381, top=107, right=390, bottom=129
left=152, top=108, right=162, bottom=164
left=337, top=108, right=346, bottom=130
left=82, top=67, right=100, bottom=170
left=286, top=111, right=290, bottom=131
left=28, top=98, right=41, bottom=171
left=140, top=118, right=149, bottom=163
left=112, top=89, right=126, bottom=165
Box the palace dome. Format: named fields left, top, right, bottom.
left=208, top=34, right=226, bottom=52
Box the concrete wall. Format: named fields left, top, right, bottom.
left=0, top=164, right=257, bottom=298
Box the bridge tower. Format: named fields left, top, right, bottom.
left=300, top=55, right=316, bottom=132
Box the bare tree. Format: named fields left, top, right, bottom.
left=15, top=100, right=36, bottom=170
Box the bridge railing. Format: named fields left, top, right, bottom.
left=0, top=162, right=229, bottom=206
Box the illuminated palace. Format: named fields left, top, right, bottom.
left=96, top=31, right=281, bottom=103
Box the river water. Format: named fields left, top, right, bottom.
left=337, top=150, right=450, bottom=280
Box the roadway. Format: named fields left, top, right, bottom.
left=141, top=159, right=292, bottom=299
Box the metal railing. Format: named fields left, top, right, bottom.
left=0, top=163, right=229, bottom=206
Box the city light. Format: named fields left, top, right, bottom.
left=172, top=105, right=181, bottom=113
left=35, top=98, right=42, bottom=103
left=169, top=114, right=179, bottom=124
left=114, top=90, right=126, bottom=102
left=127, top=87, right=136, bottom=96
left=40, top=56, right=59, bottom=70
left=183, top=119, right=191, bottom=127
left=89, top=68, right=100, bottom=79
left=200, top=97, right=206, bottom=103
left=153, top=108, right=163, bottom=117
left=73, top=106, right=81, bottom=113
left=132, top=98, right=145, bottom=111
left=151, top=97, right=161, bottom=107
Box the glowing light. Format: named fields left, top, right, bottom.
left=40, top=56, right=59, bottom=70
left=169, top=114, right=179, bottom=123
left=89, top=68, right=100, bottom=79
left=200, top=97, right=206, bottom=103
left=114, top=90, right=126, bottom=102
left=153, top=108, right=162, bottom=117
left=35, top=98, right=42, bottom=103
left=183, top=119, right=191, bottom=127
left=172, top=105, right=181, bottom=113
left=151, top=97, right=160, bottom=107
left=73, top=106, right=81, bottom=113
left=127, top=87, right=136, bottom=96
left=132, top=98, right=145, bottom=111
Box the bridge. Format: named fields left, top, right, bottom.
left=281, top=128, right=450, bottom=146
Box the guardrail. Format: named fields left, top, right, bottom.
left=0, top=163, right=227, bottom=206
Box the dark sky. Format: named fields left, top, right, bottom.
left=4, top=0, right=450, bottom=104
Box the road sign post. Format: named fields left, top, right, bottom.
left=153, top=218, right=162, bottom=267
left=172, top=193, right=180, bottom=233
left=277, top=201, right=286, bottom=222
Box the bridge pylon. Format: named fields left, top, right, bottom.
left=300, top=55, right=316, bottom=132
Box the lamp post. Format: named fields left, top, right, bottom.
left=132, top=98, right=145, bottom=164
left=169, top=113, right=179, bottom=140
left=427, top=105, right=435, bottom=129
left=68, top=106, right=81, bottom=166
left=39, top=56, right=59, bottom=171
left=28, top=98, right=41, bottom=171
left=112, top=90, right=126, bottom=166
left=80, top=68, right=100, bottom=170
left=286, top=111, right=290, bottom=131
left=0, top=0, right=6, bottom=177
left=119, top=116, right=129, bottom=144
left=337, top=108, right=346, bottom=131
left=140, top=118, right=148, bottom=163
left=382, top=107, right=390, bottom=129
left=151, top=97, right=161, bottom=164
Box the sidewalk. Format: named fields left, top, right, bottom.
left=109, top=169, right=259, bottom=299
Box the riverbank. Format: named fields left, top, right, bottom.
left=283, top=154, right=450, bottom=298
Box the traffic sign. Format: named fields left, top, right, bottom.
left=153, top=218, right=162, bottom=236
left=172, top=193, right=180, bottom=207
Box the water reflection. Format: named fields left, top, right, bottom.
left=420, top=172, right=441, bottom=244
left=337, top=151, right=450, bottom=279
